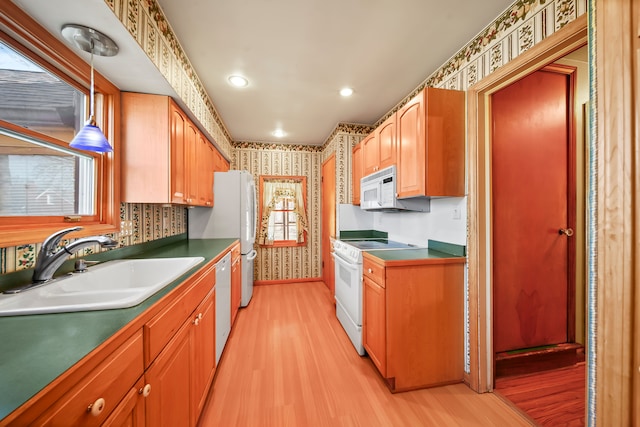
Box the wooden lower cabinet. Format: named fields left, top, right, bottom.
left=362, top=254, right=464, bottom=392
left=0, top=245, right=244, bottom=427
left=145, top=320, right=191, bottom=426
left=145, top=287, right=216, bottom=427
left=230, top=244, right=241, bottom=325
left=191, top=291, right=216, bottom=425
left=27, top=331, right=144, bottom=427
left=101, top=377, right=146, bottom=427
left=363, top=276, right=386, bottom=376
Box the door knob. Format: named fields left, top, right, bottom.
left=559, top=228, right=574, bottom=237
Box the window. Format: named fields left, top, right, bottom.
left=0, top=8, right=120, bottom=247
left=0, top=42, right=94, bottom=217
left=258, top=176, right=308, bottom=246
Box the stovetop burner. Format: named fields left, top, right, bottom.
left=333, top=238, right=421, bottom=264
left=341, top=239, right=416, bottom=250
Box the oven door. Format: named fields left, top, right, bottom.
left=332, top=252, right=362, bottom=325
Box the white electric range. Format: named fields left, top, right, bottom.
left=332, top=238, right=421, bottom=355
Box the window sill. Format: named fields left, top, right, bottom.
left=0, top=222, right=119, bottom=248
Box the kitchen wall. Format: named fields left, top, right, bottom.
left=1, top=0, right=587, bottom=278
left=232, top=142, right=323, bottom=282
left=0, top=203, right=186, bottom=274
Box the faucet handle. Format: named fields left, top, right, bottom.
left=41, top=226, right=82, bottom=254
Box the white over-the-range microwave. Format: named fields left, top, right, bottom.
left=360, top=165, right=430, bottom=212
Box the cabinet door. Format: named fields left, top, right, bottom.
left=361, top=133, right=379, bottom=176
left=191, top=291, right=216, bottom=426
left=185, top=121, right=198, bottom=205
left=32, top=332, right=144, bottom=427
left=396, top=91, right=425, bottom=198
left=363, top=276, right=386, bottom=377
left=101, top=377, right=146, bottom=427
left=352, top=143, right=363, bottom=205
left=198, top=134, right=214, bottom=207
left=146, top=321, right=192, bottom=427
left=377, top=113, right=396, bottom=170
left=170, top=104, right=187, bottom=204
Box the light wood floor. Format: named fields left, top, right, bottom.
left=199, top=281, right=534, bottom=426
left=495, top=363, right=585, bottom=426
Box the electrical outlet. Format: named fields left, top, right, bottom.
left=452, top=208, right=461, bottom=220
left=120, top=220, right=133, bottom=236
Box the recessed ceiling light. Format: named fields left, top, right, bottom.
left=340, top=87, right=354, bottom=97
left=228, top=75, right=248, bottom=87
left=272, top=129, right=286, bottom=138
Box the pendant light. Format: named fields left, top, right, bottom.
left=61, top=24, right=118, bottom=153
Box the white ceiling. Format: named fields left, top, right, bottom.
left=12, top=0, right=515, bottom=145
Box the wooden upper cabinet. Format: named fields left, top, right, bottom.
left=396, top=87, right=465, bottom=198
left=170, top=104, right=187, bottom=204
left=212, top=147, right=230, bottom=173
left=361, top=133, right=379, bottom=176
left=199, top=135, right=215, bottom=207
left=121, top=93, right=214, bottom=206
left=352, top=142, right=363, bottom=205
left=376, top=113, right=396, bottom=170
left=185, top=120, right=199, bottom=205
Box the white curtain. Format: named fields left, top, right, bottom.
left=258, top=179, right=308, bottom=245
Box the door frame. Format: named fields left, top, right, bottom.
left=465, top=14, right=587, bottom=393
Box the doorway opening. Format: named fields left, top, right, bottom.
left=464, top=13, right=588, bottom=426
left=490, top=45, right=588, bottom=426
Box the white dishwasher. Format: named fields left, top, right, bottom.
left=215, top=252, right=231, bottom=364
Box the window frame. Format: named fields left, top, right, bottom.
left=258, top=175, right=308, bottom=248
left=0, top=3, right=120, bottom=247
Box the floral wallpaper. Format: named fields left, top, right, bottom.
left=375, top=0, right=587, bottom=126
left=103, top=0, right=233, bottom=159
left=0, top=203, right=187, bottom=274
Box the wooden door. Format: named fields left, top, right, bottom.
left=321, top=154, right=336, bottom=294
left=492, top=66, right=576, bottom=353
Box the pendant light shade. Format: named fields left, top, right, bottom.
left=62, top=24, right=118, bottom=153
left=70, top=119, right=113, bottom=152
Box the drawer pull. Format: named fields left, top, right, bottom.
left=87, top=397, right=105, bottom=416
left=368, top=268, right=373, bottom=273
left=139, top=383, right=152, bottom=397
left=193, top=312, right=203, bottom=325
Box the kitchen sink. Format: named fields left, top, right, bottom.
left=0, top=257, right=205, bottom=316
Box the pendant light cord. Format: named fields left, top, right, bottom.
left=89, top=39, right=95, bottom=122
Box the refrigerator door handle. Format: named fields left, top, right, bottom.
left=247, top=249, right=257, bottom=261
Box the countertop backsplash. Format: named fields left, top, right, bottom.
left=338, top=197, right=467, bottom=247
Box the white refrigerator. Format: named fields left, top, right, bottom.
left=188, top=170, right=257, bottom=307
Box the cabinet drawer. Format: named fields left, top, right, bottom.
left=363, top=258, right=385, bottom=287
left=34, top=331, right=144, bottom=427
left=144, top=262, right=216, bottom=366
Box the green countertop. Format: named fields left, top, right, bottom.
left=0, top=237, right=237, bottom=421
left=364, top=248, right=465, bottom=262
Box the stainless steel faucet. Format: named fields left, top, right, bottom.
left=26, top=226, right=118, bottom=286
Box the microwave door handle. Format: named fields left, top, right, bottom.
left=377, top=180, right=383, bottom=206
